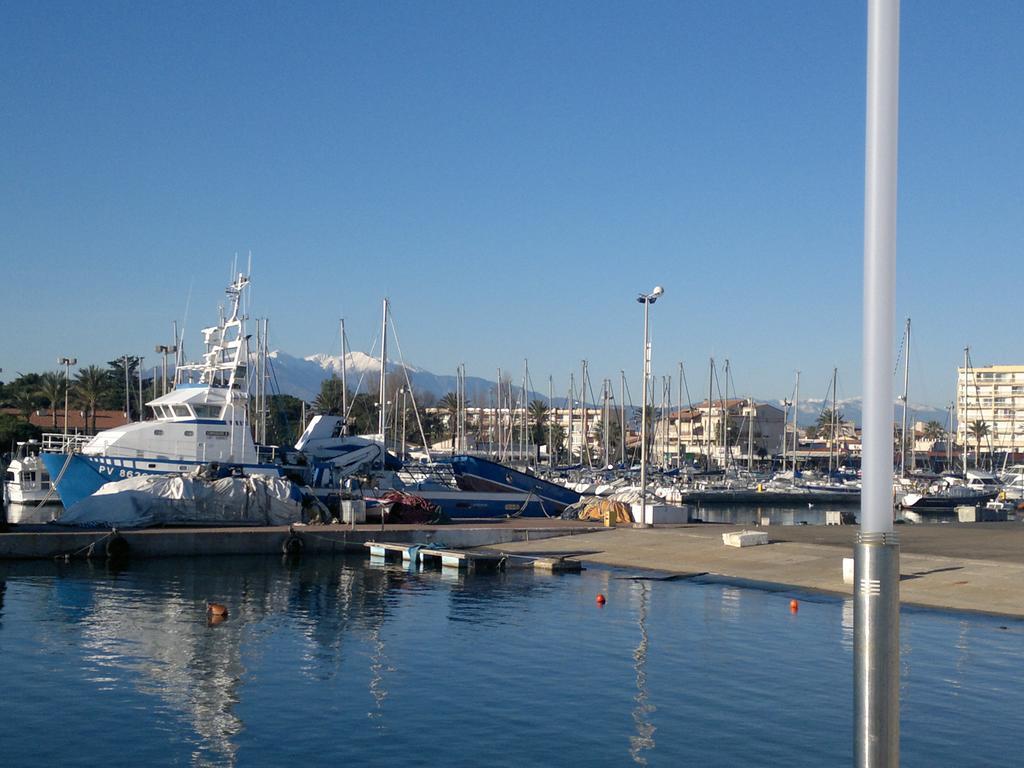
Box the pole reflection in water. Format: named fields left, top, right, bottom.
left=630, top=580, right=655, bottom=764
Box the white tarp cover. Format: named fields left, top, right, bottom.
left=58, top=473, right=304, bottom=528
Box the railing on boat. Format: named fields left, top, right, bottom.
left=40, top=432, right=91, bottom=453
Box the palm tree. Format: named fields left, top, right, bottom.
left=37, top=371, right=66, bottom=429
left=527, top=399, right=549, bottom=461
left=74, top=365, right=109, bottom=434
left=967, top=420, right=989, bottom=469
left=438, top=392, right=460, bottom=448
left=313, top=376, right=346, bottom=416
left=816, top=407, right=844, bottom=439
left=922, top=420, right=945, bottom=442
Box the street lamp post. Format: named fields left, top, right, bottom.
left=58, top=357, right=77, bottom=438
left=637, top=286, right=664, bottom=526
left=856, top=1, right=901, bottom=765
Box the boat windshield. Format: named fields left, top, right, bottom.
left=193, top=405, right=223, bottom=419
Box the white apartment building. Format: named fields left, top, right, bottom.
left=956, top=364, right=1024, bottom=456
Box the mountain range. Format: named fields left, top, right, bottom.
left=265, top=350, right=949, bottom=427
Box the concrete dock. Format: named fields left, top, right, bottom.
left=3, top=518, right=1023, bottom=617
left=483, top=522, right=1024, bottom=618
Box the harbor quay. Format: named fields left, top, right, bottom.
left=3, top=518, right=1023, bottom=617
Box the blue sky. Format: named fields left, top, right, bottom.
left=2, top=1, right=1022, bottom=408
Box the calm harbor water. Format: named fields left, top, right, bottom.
left=1, top=554, right=1021, bottom=767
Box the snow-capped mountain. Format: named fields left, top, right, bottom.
left=767, top=396, right=949, bottom=428
left=266, top=350, right=545, bottom=404
left=263, top=349, right=949, bottom=424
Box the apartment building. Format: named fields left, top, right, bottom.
left=956, top=364, right=1024, bottom=456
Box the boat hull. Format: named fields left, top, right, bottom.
left=449, top=456, right=581, bottom=511
left=40, top=453, right=281, bottom=509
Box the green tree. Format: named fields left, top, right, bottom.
left=922, top=420, right=945, bottom=442
left=37, top=371, right=67, bottom=429
left=967, top=420, right=989, bottom=469
left=74, top=365, right=109, bottom=434
left=0, top=413, right=41, bottom=453
left=438, top=392, right=460, bottom=448
left=527, top=400, right=549, bottom=461
left=313, top=376, right=347, bottom=416
left=816, top=408, right=844, bottom=439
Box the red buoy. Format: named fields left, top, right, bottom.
left=596, top=593, right=606, bottom=606
left=790, top=599, right=799, bottom=613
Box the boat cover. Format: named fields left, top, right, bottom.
left=57, top=473, right=304, bottom=528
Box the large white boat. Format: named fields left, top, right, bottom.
left=42, top=273, right=282, bottom=509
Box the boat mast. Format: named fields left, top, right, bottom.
left=706, top=358, right=714, bottom=471
left=792, top=371, right=800, bottom=474
left=568, top=372, right=575, bottom=464
left=829, top=366, right=838, bottom=475
left=620, top=370, right=627, bottom=467
left=722, top=360, right=730, bottom=472
left=678, top=362, right=684, bottom=469
left=339, top=319, right=348, bottom=435
left=602, top=379, right=610, bottom=468
left=899, top=317, right=911, bottom=477
left=548, top=375, right=554, bottom=468
left=378, top=298, right=388, bottom=447
left=962, top=347, right=969, bottom=472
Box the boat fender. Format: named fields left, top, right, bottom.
left=106, top=534, right=130, bottom=560
left=282, top=534, right=303, bottom=556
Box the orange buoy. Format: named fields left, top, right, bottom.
left=790, top=599, right=799, bottom=613
left=207, top=602, right=228, bottom=617
left=596, top=593, right=606, bottom=605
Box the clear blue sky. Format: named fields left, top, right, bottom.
left=3, top=1, right=1022, bottom=408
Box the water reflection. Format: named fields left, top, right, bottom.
left=630, top=580, right=655, bottom=764
left=0, top=555, right=405, bottom=767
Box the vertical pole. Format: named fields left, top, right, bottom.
left=706, top=359, right=714, bottom=471
left=63, top=360, right=71, bottom=437
left=568, top=373, right=575, bottom=464
left=378, top=298, right=388, bottom=446
left=678, top=362, right=684, bottom=468
left=962, top=348, right=969, bottom=472
left=340, top=319, right=348, bottom=435
left=124, top=355, right=131, bottom=421
left=620, top=371, right=626, bottom=467
left=548, top=375, right=554, bottom=467
left=639, top=298, right=650, bottom=523
left=138, top=358, right=144, bottom=420
left=856, top=1, right=901, bottom=765
left=793, top=371, right=801, bottom=474
left=900, top=318, right=911, bottom=476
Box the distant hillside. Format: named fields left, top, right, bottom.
left=262, top=349, right=949, bottom=424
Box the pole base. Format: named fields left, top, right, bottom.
left=854, top=531, right=900, bottom=767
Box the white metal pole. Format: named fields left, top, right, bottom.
left=639, top=298, right=650, bottom=522
left=378, top=298, right=388, bottom=446
left=856, top=0, right=901, bottom=765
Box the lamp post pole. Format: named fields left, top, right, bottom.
left=637, top=286, right=664, bottom=525
left=856, top=1, right=901, bottom=765
left=58, top=357, right=77, bottom=437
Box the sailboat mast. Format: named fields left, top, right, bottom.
left=792, top=371, right=801, bottom=474
left=548, top=374, right=554, bottom=467
left=722, top=360, right=730, bottom=471
left=962, top=347, right=969, bottom=472
left=706, top=358, right=714, bottom=471
left=678, top=362, right=684, bottom=469
left=339, top=319, right=348, bottom=435
left=900, top=317, right=911, bottom=477
left=829, top=366, right=838, bottom=475
left=378, top=298, right=388, bottom=445
left=568, top=373, right=575, bottom=464
left=620, top=371, right=626, bottom=467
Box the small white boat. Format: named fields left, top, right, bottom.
left=4, top=440, right=59, bottom=505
